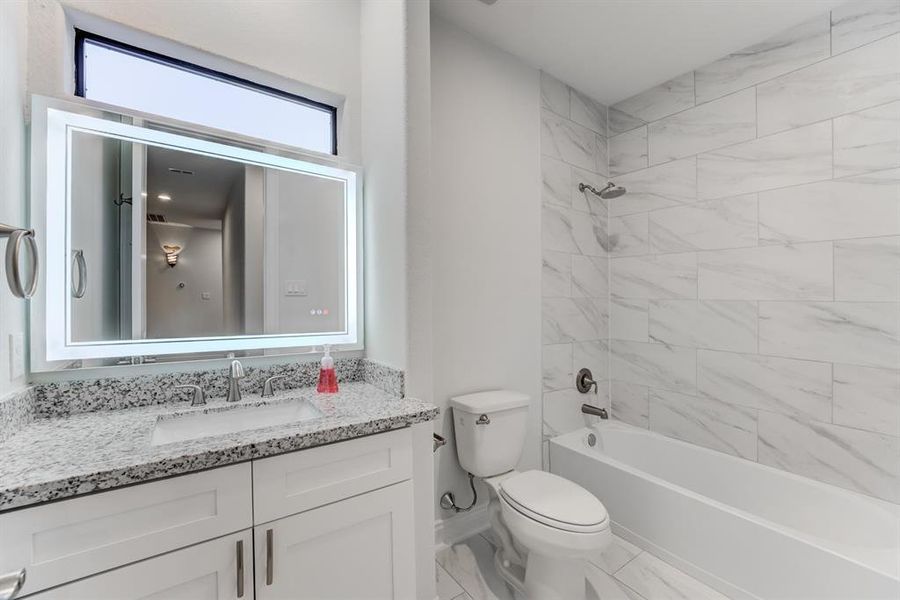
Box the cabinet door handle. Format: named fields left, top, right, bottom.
left=266, top=528, right=274, bottom=585
left=236, top=539, right=244, bottom=598
left=0, top=568, right=26, bottom=600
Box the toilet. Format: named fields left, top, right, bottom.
left=450, top=390, right=611, bottom=600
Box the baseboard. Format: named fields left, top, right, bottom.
left=434, top=503, right=490, bottom=551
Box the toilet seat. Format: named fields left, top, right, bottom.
left=498, top=470, right=608, bottom=534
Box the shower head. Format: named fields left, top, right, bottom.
left=579, top=181, right=627, bottom=199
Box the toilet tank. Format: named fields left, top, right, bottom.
left=449, top=390, right=530, bottom=478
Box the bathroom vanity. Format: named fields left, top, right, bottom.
left=0, top=382, right=438, bottom=599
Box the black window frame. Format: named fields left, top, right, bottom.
left=74, top=29, right=339, bottom=156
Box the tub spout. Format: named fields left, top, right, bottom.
left=582, top=404, right=608, bottom=419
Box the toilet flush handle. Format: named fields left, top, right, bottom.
left=476, top=414, right=491, bottom=425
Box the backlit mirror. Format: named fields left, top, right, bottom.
left=33, top=101, right=361, bottom=366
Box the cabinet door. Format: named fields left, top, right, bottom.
left=255, top=481, right=415, bottom=600
left=0, top=463, right=252, bottom=596
left=29, top=531, right=253, bottom=600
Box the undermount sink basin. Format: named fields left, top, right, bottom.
left=151, top=399, right=322, bottom=446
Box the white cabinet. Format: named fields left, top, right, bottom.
left=253, top=427, right=412, bottom=523
left=255, top=481, right=416, bottom=600
left=3, top=426, right=433, bottom=599
left=0, top=463, right=252, bottom=596
left=28, top=530, right=253, bottom=600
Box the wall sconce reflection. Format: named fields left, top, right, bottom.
left=150, top=222, right=193, bottom=269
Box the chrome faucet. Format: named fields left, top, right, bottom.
left=581, top=404, right=609, bottom=420
left=261, top=375, right=287, bottom=397
left=173, top=384, right=206, bottom=406
left=227, top=360, right=245, bottom=403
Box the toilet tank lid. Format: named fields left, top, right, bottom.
left=450, top=390, right=530, bottom=413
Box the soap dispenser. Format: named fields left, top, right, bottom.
left=317, top=345, right=339, bottom=394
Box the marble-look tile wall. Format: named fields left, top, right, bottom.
left=540, top=73, right=611, bottom=466
left=605, top=0, right=900, bottom=503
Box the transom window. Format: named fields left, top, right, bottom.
left=75, top=30, right=337, bottom=155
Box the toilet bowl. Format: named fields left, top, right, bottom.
left=487, top=470, right=610, bottom=600
left=449, top=391, right=611, bottom=600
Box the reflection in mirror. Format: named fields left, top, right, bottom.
left=69, top=130, right=346, bottom=344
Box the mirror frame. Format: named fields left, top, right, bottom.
left=35, top=101, right=363, bottom=363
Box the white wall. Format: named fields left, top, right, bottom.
left=146, top=226, right=224, bottom=339
left=0, top=0, right=29, bottom=396
left=430, top=18, right=542, bottom=516
left=222, top=173, right=245, bottom=335
left=360, top=0, right=408, bottom=370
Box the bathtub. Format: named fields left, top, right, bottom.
left=550, top=422, right=900, bottom=600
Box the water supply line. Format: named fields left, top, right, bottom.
left=440, top=473, right=478, bottom=513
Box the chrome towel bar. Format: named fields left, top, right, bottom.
left=0, top=223, right=38, bottom=299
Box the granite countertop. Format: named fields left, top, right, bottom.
left=0, top=382, right=438, bottom=512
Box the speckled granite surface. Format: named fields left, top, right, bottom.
left=0, top=387, right=35, bottom=444
left=0, top=382, right=436, bottom=511
left=31, top=357, right=404, bottom=419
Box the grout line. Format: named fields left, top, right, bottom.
left=612, top=550, right=645, bottom=575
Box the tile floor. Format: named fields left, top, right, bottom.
left=436, top=530, right=732, bottom=600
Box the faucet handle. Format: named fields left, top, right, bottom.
left=261, top=375, right=287, bottom=398
left=230, top=360, right=245, bottom=379
left=173, top=384, right=206, bottom=406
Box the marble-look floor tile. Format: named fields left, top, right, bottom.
left=834, top=236, right=900, bottom=301
left=831, top=0, right=900, bottom=54
left=757, top=34, right=900, bottom=136
left=437, top=562, right=464, bottom=600
left=543, top=343, right=573, bottom=392
left=610, top=340, right=696, bottom=393
left=648, top=89, right=756, bottom=166
left=650, top=194, right=758, bottom=253
left=542, top=250, right=571, bottom=297
left=650, top=389, right=758, bottom=459
left=541, top=71, right=570, bottom=117
left=834, top=101, right=900, bottom=178
left=611, top=381, right=650, bottom=429
left=609, top=126, right=648, bottom=176
left=542, top=109, right=603, bottom=173
left=611, top=72, right=695, bottom=124
left=649, top=300, right=757, bottom=353
left=609, top=213, right=649, bottom=257
left=611, top=157, right=697, bottom=216
left=758, top=412, right=900, bottom=503
left=574, top=339, right=610, bottom=381
left=698, top=350, right=831, bottom=422
left=698, top=242, right=833, bottom=300
left=542, top=156, right=573, bottom=208
left=543, top=387, right=609, bottom=438
left=758, top=177, right=900, bottom=244
left=611, top=296, right=649, bottom=342
left=586, top=564, right=645, bottom=600
left=833, top=364, right=900, bottom=437
left=611, top=253, right=698, bottom=299
left=543, top=297, right=609, bottom=344
left=759, top=301, right=900, bottom=369
left=436, top=535, right=515, bottom=600
left=697, top=121, right=832, bottom=200
left=614, top=550, right=730, bottom=600
left=571, top=89, right=609, bottom=136
left=694, top=15, right=830, bottom=104
left=572, top=254, right=609, bottom=298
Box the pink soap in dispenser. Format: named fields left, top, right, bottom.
left=317, top=345, right=339, bottom=394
